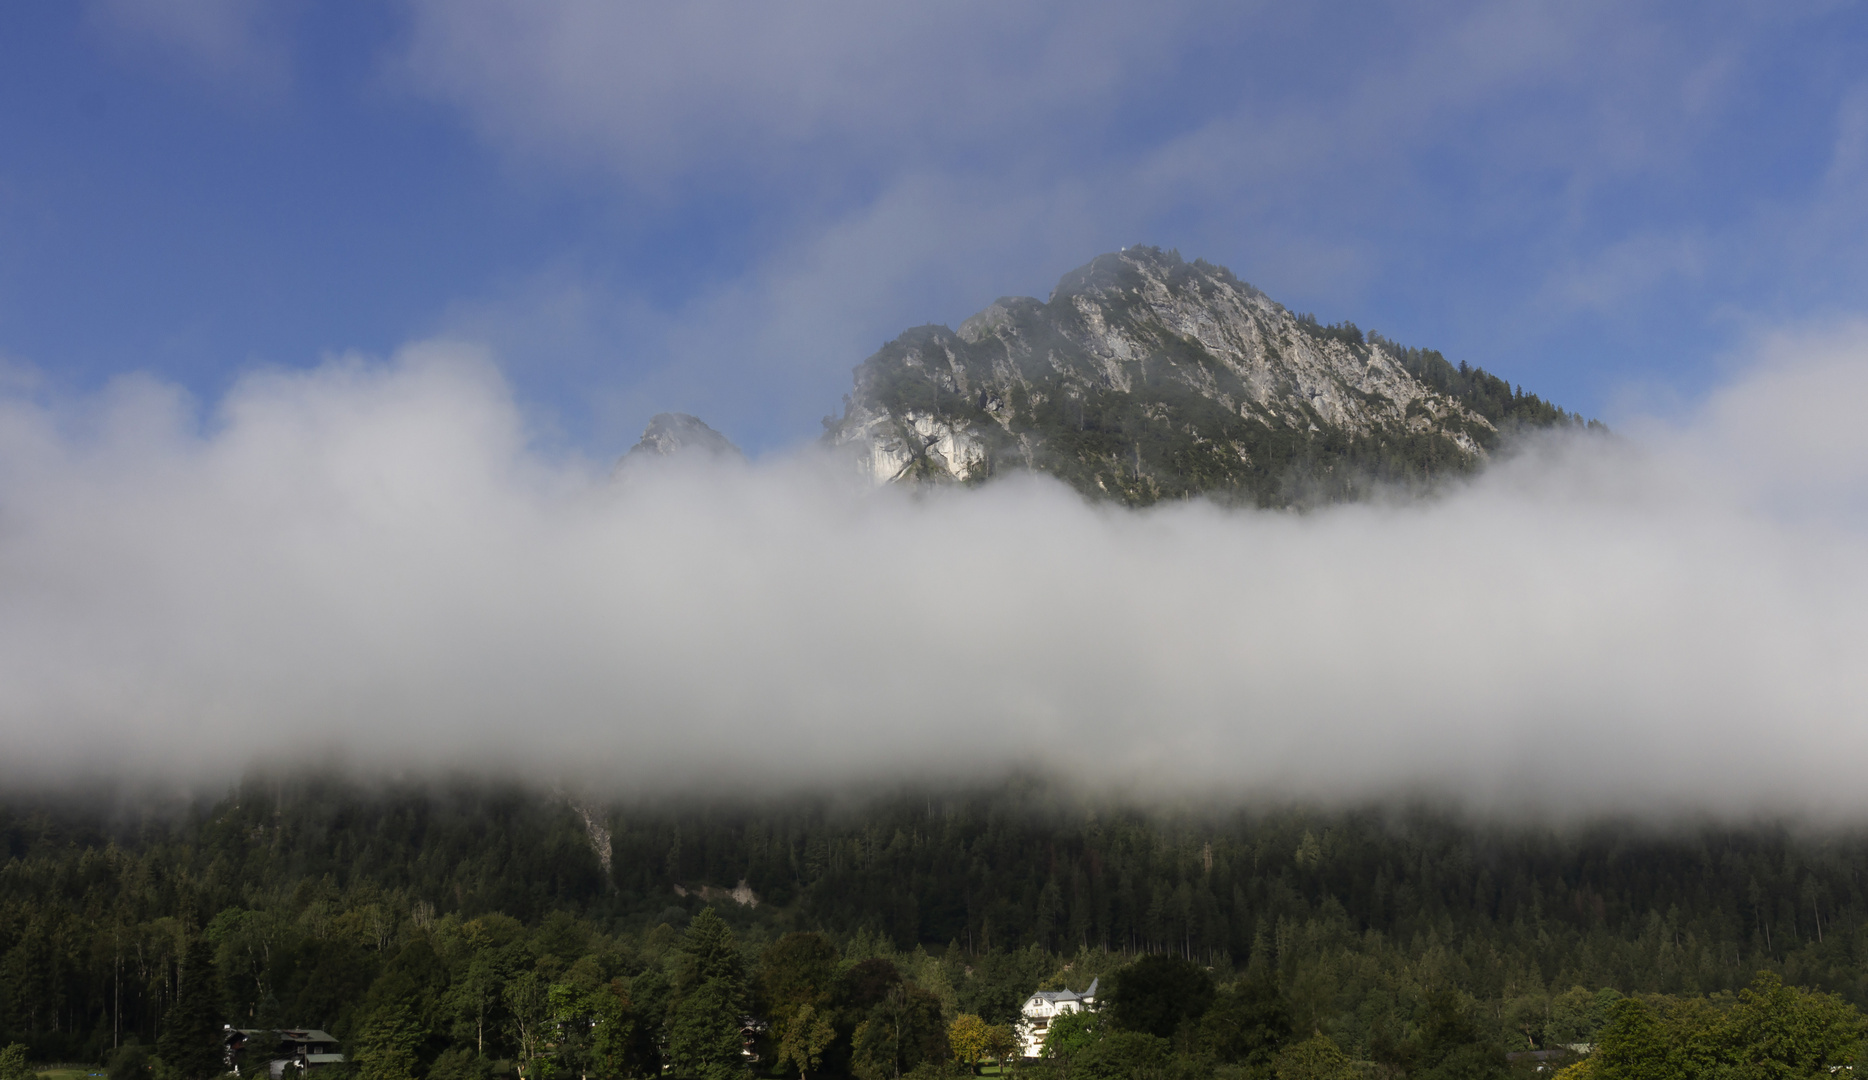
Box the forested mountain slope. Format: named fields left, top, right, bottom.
left=3, top=779, right=1865, bottom=1075
left=824, top=247, right=1592, bottom=506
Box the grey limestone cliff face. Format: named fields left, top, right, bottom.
left=824, top=247, right=1562, bottom=507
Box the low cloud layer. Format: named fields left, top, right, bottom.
left=3, top=333, right=1867, bottom=813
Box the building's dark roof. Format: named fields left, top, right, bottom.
left=1506, top=1050, right=1576, bottom=1063
left=1027, top=977, right=1100, bottom=1005
left=229, top=1029, right=338, bottom=1046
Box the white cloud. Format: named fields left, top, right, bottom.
left=1686, top=320, right=1868, bottom=515
left=396, top=0, right=1868, bottom=447
left=1539, top=230, right=1710, bottom=314
left=3, top=331, right=1867, bottom=815
left=392, top=0, right=1782, bottom=208
left=394, top=0, right=1196, bottom=191
left=85, top=0, right=295, bottom=91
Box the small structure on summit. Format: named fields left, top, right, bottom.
left=1015, top=977, right=1097, bottom=1058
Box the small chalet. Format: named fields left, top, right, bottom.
left=223, top=1027, right=345, bottom=1078
left=1015, top=978, right=1098, bottom=1058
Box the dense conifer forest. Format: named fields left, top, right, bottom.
left=5, top=777, right=1868, bottom=1079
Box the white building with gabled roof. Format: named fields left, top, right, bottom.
left=1016, top=977, right=1098, bottom=1058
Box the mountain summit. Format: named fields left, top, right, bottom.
left=825, top=247, right=1588, bottom=506
left=621, top=412, right=743, bottom=463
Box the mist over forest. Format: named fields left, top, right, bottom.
left=10, top=774, right=1868, bottom=1078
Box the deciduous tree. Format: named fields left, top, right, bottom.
left=1271, top=1033, right=1357, bottom=1080
left=1592, top=998, right=1670, bottom=1080
left=946, top=1014, right=992, bottom=1075
left=1105, top=955, right=1213, bottom=1041
left=1199, top=975, right=1292, bottom=1068
left=0, top=1045, right=33, bottom=1080
left=354, top=1001, right=423, bottom=1080
left=1720, top=972, right=1864, bottom=1080
left=777, top=1003, right=836, bottom=1080
left=1040, top=1010, right=1100, bottom=1077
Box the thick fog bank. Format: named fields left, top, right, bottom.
left=2, top=331, right=1866, bottom=814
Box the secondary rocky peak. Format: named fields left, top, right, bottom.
left=621, top=412, right=744, bottom=464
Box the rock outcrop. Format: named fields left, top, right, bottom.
left=619, top=412, right=744, bottom=466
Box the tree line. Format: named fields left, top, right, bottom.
left=7, top=779, right=1868, bottom=1077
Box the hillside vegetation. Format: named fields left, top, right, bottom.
left=4, top=780, right=1867, bottom=1078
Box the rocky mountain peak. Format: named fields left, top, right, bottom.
left=824, top=246, right=1586, bottom=507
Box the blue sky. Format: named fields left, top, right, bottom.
left=3, top=1, right=1866, bottom=455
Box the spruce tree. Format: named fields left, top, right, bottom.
left=158, top=938, right=223, bottom=1080
left=665, top=910, right=747, bottom=1080
left=667, top=979, right=745, bottom=1080
left=678, top=909, right=744, bottom=985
